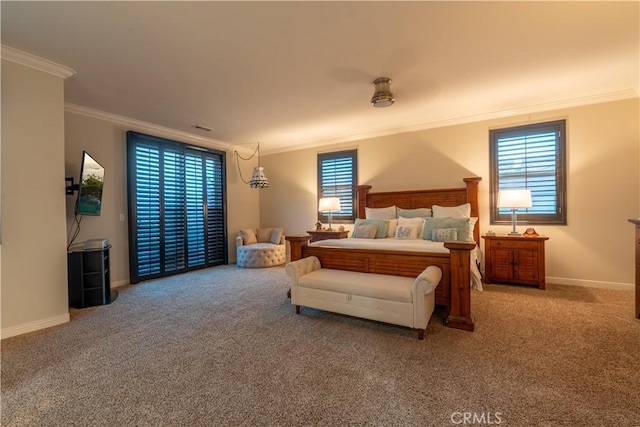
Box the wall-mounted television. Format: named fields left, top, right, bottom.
left=76, top=151, right=105, bottom=216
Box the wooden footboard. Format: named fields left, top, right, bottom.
left=287, top=239, right=476, bottom=331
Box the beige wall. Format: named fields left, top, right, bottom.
left=2, top=59, right=636, bottom=338
left=1, top=60, right=70, bottom=337
left=63, top=111, right=260, bottom=283
left=261, top=98, right=640, bottom=288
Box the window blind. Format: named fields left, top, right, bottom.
left=318, top=150, right=357, bottom=222
left=127, top=132, right=227, bottom=283
left=490, top=120, right=566, bottom=224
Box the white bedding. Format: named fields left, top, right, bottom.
left=309, top=237, right=483, bottom=290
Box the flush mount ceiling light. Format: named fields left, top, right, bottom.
left=371, top=77, right=395, bottom=108
left=234, top=142, right=269, bottom=189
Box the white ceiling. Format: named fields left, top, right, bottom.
left=2, top=1, right=638, bottom=154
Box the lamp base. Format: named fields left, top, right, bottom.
left=508, top=231, right=521, bottom=236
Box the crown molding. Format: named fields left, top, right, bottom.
left=64, top=103, right=235, bottom=152
left=265, top=89, right=639, bottom=155
left=1, top=45, right=75, bottom=79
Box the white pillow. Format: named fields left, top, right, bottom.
left=239, top=228, right=257, bottom=245
left=386, top=218, right=398, bottom=237
left=257, top=228, right=274, bottom=243
left=432, top=203, right=471, bottom=218
left=398, top=216, right=425, bottom=239
left=365, top=205, right=397, bottom=220
left=270, top=228, right=284, bottom=245
left=467, top=217, right=478, bottom=241
left=394, top=224, right=420, bottom=240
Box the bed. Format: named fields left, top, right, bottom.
left=288, top=177, right=481, bottom=331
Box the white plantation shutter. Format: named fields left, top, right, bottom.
left=490, top=120, right=566, bottom=225
left=318, top=150, right=357, bottom=223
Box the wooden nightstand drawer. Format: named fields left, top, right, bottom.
left=491, top=239, right=538, bottom=250
left=307, top=230, right=349, bottom=243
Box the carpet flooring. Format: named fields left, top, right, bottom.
left=1, top=265, right=639, bottom=426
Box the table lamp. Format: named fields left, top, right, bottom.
left=318, top=197, right=341, bottom=231
left=498, top=189, right=532, bottom=236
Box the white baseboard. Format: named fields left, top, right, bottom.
left=1, top=313, right=70, bottom=340
left=546, top=276, right=634, bottom=291
left=112, top=279, right=130, bottom=288
left=480, top=270, right=634, bottom=291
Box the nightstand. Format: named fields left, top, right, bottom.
left=482, top=234, right=549, bottom=289
left=307, top=230, right=349, bottom=242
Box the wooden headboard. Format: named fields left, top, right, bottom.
left=355, top=177, right=482, bottom=242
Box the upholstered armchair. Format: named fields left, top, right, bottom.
left=236, top=227, right=286, bottom=268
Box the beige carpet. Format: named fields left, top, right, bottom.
left=1, top=265, right=638, bottom=426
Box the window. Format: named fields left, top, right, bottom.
left=317, top=150, right=357, bottom=224
left=490, top=120, right=566, bottom=225
left=127, top=131, right=227, bottom=284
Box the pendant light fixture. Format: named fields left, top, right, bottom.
left=234, top=142, right=269, bottom=189
left=371, top=77, right=395, bottom=108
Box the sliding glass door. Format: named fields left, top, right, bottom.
left=127, top=131, right=227, bottom=284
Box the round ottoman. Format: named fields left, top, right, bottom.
left=237, top=243, right=286, bottom=268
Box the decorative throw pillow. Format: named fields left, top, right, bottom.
left=397, top=207, right=432, bottom=218
left=352, top=225, right=377, bottom=239
left=270, top=228, right=284, bottom=245
left=423, top=217, right=470, bottom=242
left=257, top=228, right=274, bottom=243
left=432, top=203, right=471, bottom=218
left=431, top=228, right=458, bottom=242
left=354, top=219, right=389, bottom=239
left=365, top=205, right=397, bottom=220
left=386, top=218, right=398, bottom=237
left=394, top=224, right=420, bottom=240
left=239, top=228, right=258, bottom=245
left=398, top=216, right=425, bottom=239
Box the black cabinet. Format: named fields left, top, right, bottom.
left=67, top=246, right=117, bottom=308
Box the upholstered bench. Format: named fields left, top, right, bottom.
left=236, top=227, right=286, bottom=268
left=285, top=256, right=442, bottom=339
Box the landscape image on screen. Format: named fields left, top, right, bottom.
left=77, top=152, right=105, bottom=216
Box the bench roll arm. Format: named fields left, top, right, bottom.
left=412, top=265, right=443, bottom=329
left=285, top=256, right=321, bottom=300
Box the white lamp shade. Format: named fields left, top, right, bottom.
left=498, top=189, right=532, bottom=209
left=318, top=197, right=341, bottom=212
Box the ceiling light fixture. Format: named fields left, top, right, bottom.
left=234, top=142, right=269, bottom=189
left=371, top=77, right=395, bottom=108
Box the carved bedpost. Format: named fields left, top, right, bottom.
left=444, top=241, right=476, bottom=332
left=463, top=177, right=482, bottom=243
left=355, top=185, right=372, bottom=219
left=285, top=235, right=312, bottom=262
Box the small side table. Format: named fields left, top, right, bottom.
left=482, top=234, right=549, bottom=289
left=307, top=230, right=349, bottom=242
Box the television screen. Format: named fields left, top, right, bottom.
left=76, top=151, right=105, bottom=216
